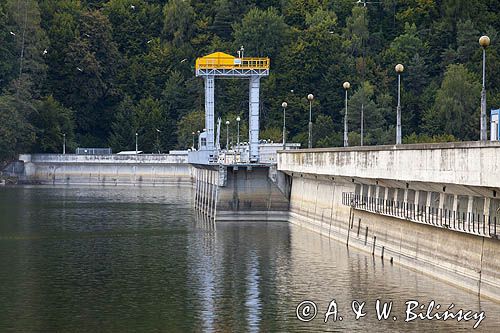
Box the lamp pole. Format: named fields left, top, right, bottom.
left=307, top=94, right=314, bottom=148
left=343, top=82, right=350, bottom=147
left=395, top=63, right=404, bottom=144
left=63, top=133, right=66, bottom=154
left=282, top=102, right=288, bottom=150
left=479, top=35, right=490, bottom=141
left=196, top=130, right=200, bottom=150
left=191, top=131, right=195, bottom=149
left=225, top=120, right=230, bottom=149
left=236, top=116, right=241, bottom=162
left=135, top=132, right=138, bottom=154
left=155, top=128, right=161, bottom=153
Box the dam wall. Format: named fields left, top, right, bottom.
left=278, top=142, right=500, bottom=301
left=192, top=165, right=290, bottom=222
left=16, top=154, right=192, bottom=186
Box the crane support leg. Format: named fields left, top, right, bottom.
left=249, top=76, right=260, bottom=162
left=204, top=75, right=215, bottom=152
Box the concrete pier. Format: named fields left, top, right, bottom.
left=192, top=165, right=289, bottom=222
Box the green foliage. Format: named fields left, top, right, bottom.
left=233, top=7, right=288, bottom=59
left=260, top=127, right=282, bottom=143
left=1, top=0, right=500, bottom=163
left=176, top=110, right=205, bottom=149
left=0, top=95, right=36, bottom=161
left=31, top=96, right=75, bottom=153
left=424, top=64, right=481, bottom=140
left=403, top=133, right=457, bottom=144
left=109, top=96, right=136, bottom=152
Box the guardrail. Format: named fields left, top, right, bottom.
left=342, top=192, right=498, bottom=238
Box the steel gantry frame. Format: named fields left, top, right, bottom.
left=195, top=52, right=270, bottom=164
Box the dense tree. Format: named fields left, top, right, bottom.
left=108, top=95, right=136, bottom=152
left=1, top=0, right=500, bottom=162
left=233, top=7, right=288, bottom=59
left=424, top=64, right=481, bottom=140
left=31, top=96, right=75, bottom=153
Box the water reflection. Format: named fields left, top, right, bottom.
left=0, top=186, right=499, bottom=332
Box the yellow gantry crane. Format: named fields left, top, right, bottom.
left=192, top=52, right=270, bottom=164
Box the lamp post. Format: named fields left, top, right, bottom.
left=196, top=130, right=200, bottom=150
left=155, top=128, right=161, bottom=153
left=191, top=131, right=195, bottom=150
left=236, top=116, right=241, bottom=162
left=395, top=63, right=404, bottom=145
left=62, top=133, right=66, bottom=154
left=225, top=120, right=230, bottom=149
left=135, top=132, right=138, bottom=154
left=479, top=35, right=490, bottom=141
left=307, top=94, right=314, bottom=148
left=343, top=82, right=350, bottom=147
left=282, top=101, right=288, bottom=150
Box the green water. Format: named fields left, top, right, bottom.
left=1, top=186, right=499, bottom=332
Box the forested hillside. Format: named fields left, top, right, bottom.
left=1, top=0, right=499, bottom=161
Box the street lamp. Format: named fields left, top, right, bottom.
left=135, top=132, right=138, bottom=154
left=282, top=102, right=288, bottom=150
left=191, top=131, right=195, bottom=150
left=307, top=94, right=314, bottom=148
left=479, top=35, right=490, bottom=141
left=196, top=130, right=201, bottom=150
left=62, top=133, right=66, bottom=154
left=155, top=128, right=161, bottom=154
left=236, top=116, right=241, bottom=162
left=225, top=120, right=230, bottom=150
left=343, top=82, right=350, bottom=147
left=395, top=63, right=404, bottom=145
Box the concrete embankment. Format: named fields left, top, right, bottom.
left=279, top=142, right=500, bottom=302
left=15, top=154, right=193, bottom=186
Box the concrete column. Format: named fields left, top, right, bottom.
left=426, top=191, right=432, bottom=207
left=453, top=194, right=458, bottom=211
left=403, top=188, right=408, bottom=203
left=203, top=170, right=208, bottom=214
left=194, top=169, right=199, bottom=210
left=375, top=185, right=380, bottom=199
left=209, top=171, right=214, bottom=217
left=204, top=76, right=215, bottom=151
left=439, top=192, right=445, bottom=210
left=249, top=76, right=260, bottom=162
left=484, top=197, right=491, bottom=220
left=467, top=195, right=474, bottom=223
left=415, top=190, right=420, bottom=206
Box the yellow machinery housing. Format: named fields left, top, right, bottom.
left=195, top=52, right=269, bottom=73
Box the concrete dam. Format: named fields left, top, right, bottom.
left=7, top=141, right=500, bottom=302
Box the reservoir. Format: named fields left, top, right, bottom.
left=1, top=186, right=500, bottom=332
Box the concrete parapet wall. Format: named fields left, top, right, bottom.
left=288, top=175, right=500, bottom=302
left=278, top=141, right=500, bottom=190
left=18, top=154, right=192, bottom=186
left=20, top=153, right=188, bottom=164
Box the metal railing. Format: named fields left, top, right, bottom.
left=342, top=192, right=498, bottom=238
